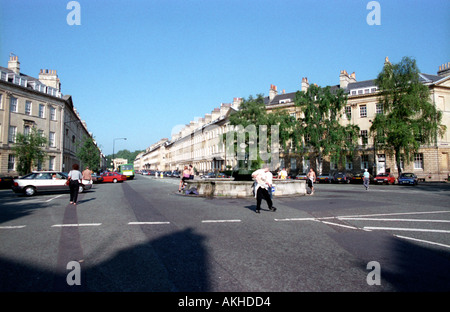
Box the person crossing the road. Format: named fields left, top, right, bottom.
left=251, top=166, right=276, bottom=214
left=363, top=169, right=370, bottom=190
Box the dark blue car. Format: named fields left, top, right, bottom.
left=398, top=173, right=418, bottom=185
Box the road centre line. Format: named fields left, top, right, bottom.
left=45, top=194, right=65, bottom=202
left=201, top=219, right=241, bottom=223
left=51, top=223, right=102, bottom=227
left=363, top=226, right=450, bottom=233
left=337, top=210, right=450, bottom=219
left=339, top=217, right=450, bottom=223
left=319, top=220, right=360, bottom=230
left=275, top=217, right=333, bottom=222
left=275, top=211, right=450, bottom=223
left=0, top=225, right=26, bottom=229
left=128, top=221, right=170, bottom=225
left=274, top=218, right=363, bottom=230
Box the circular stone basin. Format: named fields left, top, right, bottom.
left=184, top=179, right=306, bottom=197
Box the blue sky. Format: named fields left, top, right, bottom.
left=1, top=0, right=449, bottom=155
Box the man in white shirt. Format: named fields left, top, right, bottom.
left=363, top=169, right=370, bottom=190
left=251, top=166, right=276, bottom=213
left=278, top=167, right=287, bottom=179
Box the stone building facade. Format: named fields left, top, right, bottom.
left=140, top=58, right=450, bottom=181
left=264, top=59, right=450, bottom=181
left=0, top=55, right=103, bottom=176
left=164, top=101, right=240, bottom=173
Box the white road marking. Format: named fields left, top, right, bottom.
left=338, top=210, right=450, bottom=218
left=128, top=221, right=170, bottom=225
left=275, top=210, right=450, bottom=248
left=319, top=220, right=360, bottom=230
left=275, top=217, right=325, bottom=222
left=201, top=220, right=241, bottom=223
left=45, top=194, right=65, bottom=202
left=0, top=225, right=26, bottom=229
left=339, top=217, right=450, bottom=223
left=364, top=226, right=450, bottom=233
left=394, top=235, right=450, bottom=249
left=51, top=223, right=102, bottom=227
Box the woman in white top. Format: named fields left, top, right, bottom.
left=68, top=163, right=83, bottom=205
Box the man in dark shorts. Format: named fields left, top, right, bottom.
left=307, top=168, right=316, bottom=195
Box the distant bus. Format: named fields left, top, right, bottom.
left=118, top=164, right=135, bottom=180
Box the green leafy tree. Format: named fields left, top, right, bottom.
left=77, top=135, right=101, bottom=172
left=295, top=84, right=360, bottom=172
left=227, top=94, right=296, bottom=170
left=12, top=128, right=48, bottom=175
left=227, top=95, right=268, bottom=169
left=370, top=56, right=446, bottom=177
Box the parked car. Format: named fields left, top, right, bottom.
left=101, top=172, right=127, bottom=183
left=201, top=172, right=215, bottom=179
left=374, top=173, right=396, bottom=184
left=171, top=171, right=180, bottom=178
left=332, top=172, right=351, bottom=183
left=201, top=172, right=229, bottom=179
left=163, top=171, right=173, bottom=177
left=316, top=173, right=333, bottom=183
left=0, top=176, right=14, bottom=189
left=397, top=172, right=418, bottom=185
left=348, top=172, right=368, bottom=184
left=295, top=173, right=307, bottom=180
left=91, top=173, right=103, bottom=183
left=216, top=172, right=230, bottom=178
left=12, top=171, right=92, bottom=196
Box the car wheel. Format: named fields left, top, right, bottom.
left=24, top=186, right=36, bottom=196
left=113, top=178, right=118, bottom=183
left=78, top=185, right=84, bottom=193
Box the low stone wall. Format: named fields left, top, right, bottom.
left=185, top=179, right=306, bottom=198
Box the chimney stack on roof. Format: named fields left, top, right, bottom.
left=39, top=68, right=61, bottom=91
left=339, top=70, right=356, bottom=89
left=8, top=55, right=20, bottom=74
left=232, top=97, right=242, bottom=109
left=269, top=84, right=278, bottom=101
left=301, top=77, right=309, bottom=92
left=438, top=62, right=450, bottom=77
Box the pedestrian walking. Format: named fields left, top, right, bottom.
left=251, top=166, right=276, bottom=213
left=68, top=163, right=83, bottom=205
left=179, top=166, right=191, bottom=192
left=363, top=169, right=370, bottom=190
left=82, top=166, right=92, bottom=182
left=307, top=168, right=316, bottom=195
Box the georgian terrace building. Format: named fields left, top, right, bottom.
left=134, top=138, right=169, bottom=171
left=138, top=100, right=242, bottom=174
left=0, top=55, right=104, bottom=176
left=264, top=58, right=450, bottom=181
left=139, top=58, right=449, bottom=181
left=164, top=101, right=241, bottom=173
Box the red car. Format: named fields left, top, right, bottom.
left=374, top=173, right=396, bottom=184
left=101, top=172, right=127, bottom=183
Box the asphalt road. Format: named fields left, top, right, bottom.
left=0, top=176, right=449, bottom=295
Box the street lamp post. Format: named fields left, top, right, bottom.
left=112, top=137, right=127, bottom=170
left=369, top=120, right=376, bottom=176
